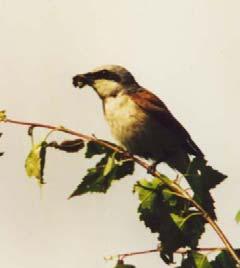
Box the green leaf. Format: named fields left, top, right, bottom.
left=69, top=153, right=134, bottom=198
left=211, top=251, right=237, bottom=268
left=191, top=252, right=212, bottom=268
left=185, top=157, right=227, bottom=219
left=85, top=141, right=112, bottom=158
left=0, top=110, right=6, bottom=122
left=134, top=178, right=206, bottom=263
left=48, top=139, right=84, bottom=153
left=25, top=141, right=47, bottom=185
left=180, top=252, right=212, bottom=268
left=170, top=208, right=205, bottom=249
left=235, top=210, right=240, bottom=224
left=135, top=179, right=182, bottom=263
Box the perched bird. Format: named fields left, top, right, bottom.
left=72, top=65, right=204, bottom=174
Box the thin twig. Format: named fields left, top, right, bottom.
left=3, top=117, right=240, bottom=265
left=115, top=246, right=239, bottom=261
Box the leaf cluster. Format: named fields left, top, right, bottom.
left=25, top=138, right=86, bottom=185
left=134, top=176, right=205, bottom=264
left=25, top=137, right=134, bottom=197
left=178, top=251, right=237, bottom=268
left=69, top=141, right=134, bottom=198
left=185, top=158, right=227, bottom=220
left=134, top=157, right=229, bottom=266
left=10, top=126, right=235, bottom=268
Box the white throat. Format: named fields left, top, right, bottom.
left=93, top=79, right=120, bottom=98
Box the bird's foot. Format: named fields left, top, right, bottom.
left=119, top=151, right=133, bottom=161
left=147, top=161, right=160, bottom=174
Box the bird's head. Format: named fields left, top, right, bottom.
left=72, top=65, right=139, bottom=98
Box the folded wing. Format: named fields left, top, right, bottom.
left=129, top=88, right=204, bottom=158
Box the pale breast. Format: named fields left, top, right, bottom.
left=104, top=93, right=148, bottom=146
left=103, top=93, right=181, bottom=159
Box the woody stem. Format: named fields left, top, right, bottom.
left=3, top=117, right=240, bottom=265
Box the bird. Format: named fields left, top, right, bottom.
left=72, top=65, right=204, bottom=174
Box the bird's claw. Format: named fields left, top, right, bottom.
left=147, top=163, right=158, bottom=174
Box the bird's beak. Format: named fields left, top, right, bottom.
left=73, top=72, right=96, bottom=89
left=72, top=74, right=89, bottom=89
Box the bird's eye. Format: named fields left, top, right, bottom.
left=101, top=70, right=108, bottom=75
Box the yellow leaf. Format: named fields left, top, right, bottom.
left=25, top=142, right=46, bottom=185
left=0, top=110, right=6, bottom=122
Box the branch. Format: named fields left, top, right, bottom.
left=3, top=117, right=240, bottom=265
left=107, top=246, right=240, bottom=261
left=114, top=247, right=234, bottom=260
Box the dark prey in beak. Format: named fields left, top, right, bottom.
left=72, top=75, right=88, bottom=88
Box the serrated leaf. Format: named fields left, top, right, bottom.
left=25, top=141, right=47, bottom=185
left=235, top=210, right=240, bottom=224
left=182, top=214, right=205, bottom=248
left=185, top=157, right=227, bottom=219
left=0, top=110, right=6, bottom=122
left=187, top=157, right=227, bottom=188
left=191, top=252, right=212, bottom=268
left=211, top=251, right=237, bottom=268
left=48, top=139, right=84, bottom=153
left=85, top=141, right=112, bottom=158
left=180, top=252, right=212, bottom=268
left=135, top=181, right=183, bottom=263
left=134, top=178, right=206, bottom=263
left=69, top=153, right=134, bottom=198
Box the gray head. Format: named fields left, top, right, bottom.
left=72, top=65, right=139, bottom=98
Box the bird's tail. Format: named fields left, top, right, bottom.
left=186, top=138, right=204, bottom=158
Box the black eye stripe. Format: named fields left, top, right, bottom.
left=91, top=70, right=121, bottom=82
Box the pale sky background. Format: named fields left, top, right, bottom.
left=0, top=1, right=240, bottom=267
